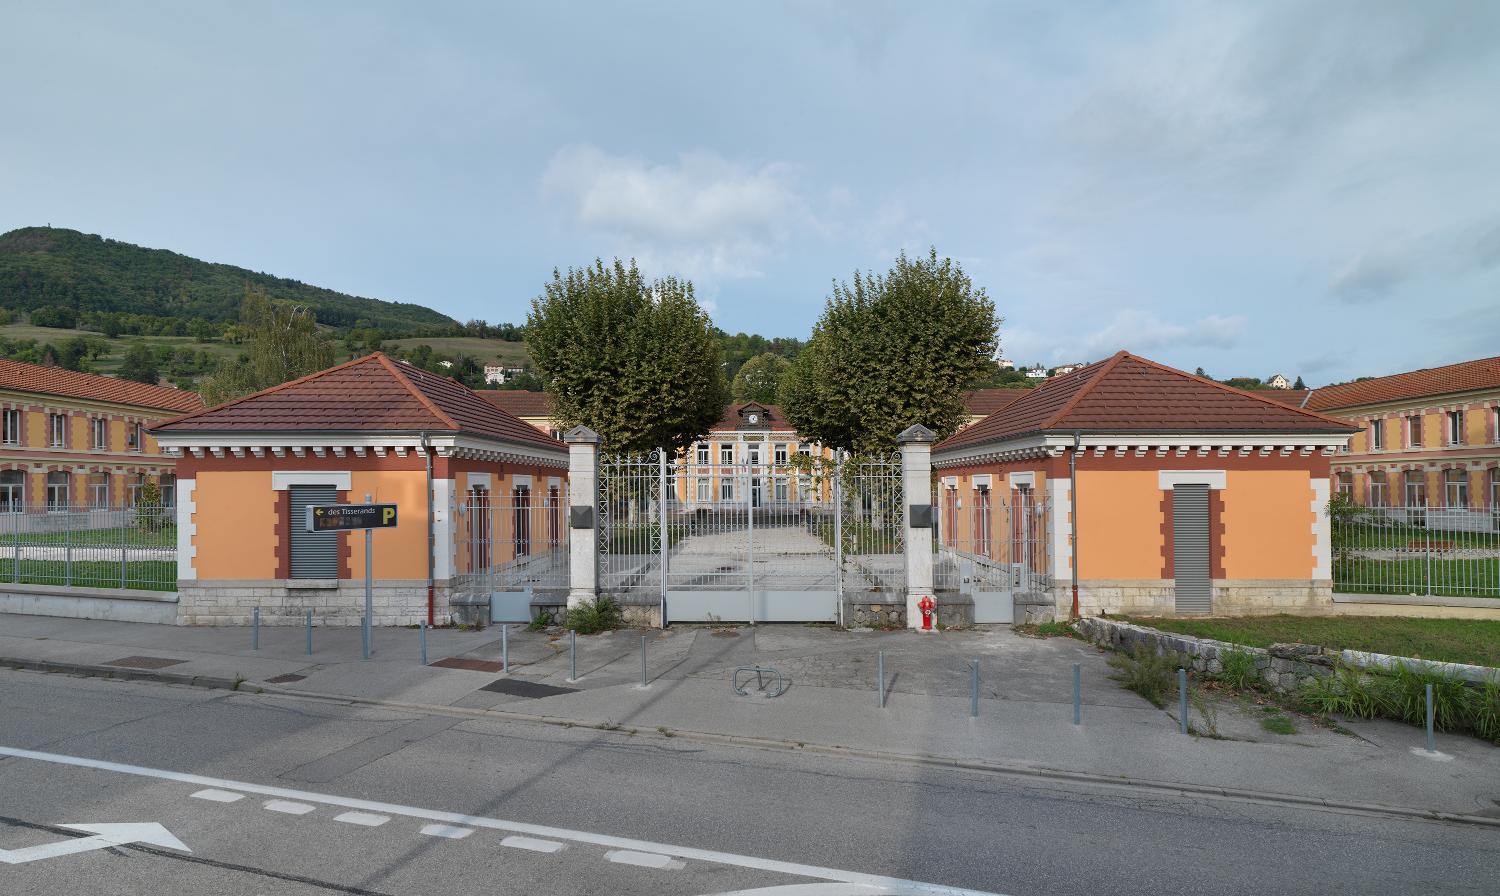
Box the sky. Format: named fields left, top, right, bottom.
left=2, top=1, right=1498, bottom=386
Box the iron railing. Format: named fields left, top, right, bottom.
left=934, top=486, right=1053, bottom=596
left=451, top=482, right=570, bottom=605
left=1332, top=502, right=1499, bottom=599
left=0, top=505, right=177, bottom=591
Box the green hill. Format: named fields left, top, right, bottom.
left=0, top=226, right=456, bottom=332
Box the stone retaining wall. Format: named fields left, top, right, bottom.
left=176, top=579, right=450, bottom=626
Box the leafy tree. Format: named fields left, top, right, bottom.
left=1194, top=367, right=1207, bottom=378
left=526, top=259, right=727, bottom=454
left=781, top=249, right=999, bottom=453
left=119, top=343, right=161, bottom=385
left=133, top=480, right=167, bottom=533
left=1293, top=375, right=1307, bottom=389
left=731, top=352, right=790, bottom=404
left=200, top=288, right=336, bottom=405
left=30, top=305, right=78, bottom=328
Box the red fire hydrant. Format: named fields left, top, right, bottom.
left=918, top=594, right=936, bottom=631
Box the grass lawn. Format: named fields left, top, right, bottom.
left=0, top=525, right=175, bottom=548
left=1120, top=614, right=1500, bottom=668
left=0, top=323, right=242, bottom=373
left=1333, top=557, right=1499, bottom=599
left=0, top=559, right=177, bottom=592
left=1334, top=520, right=1498, bottom=550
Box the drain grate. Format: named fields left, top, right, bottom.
left=431, top=657, right=505, bottom=673
left=106, top=656, right=186, bottom=670
left=479, top=679, right=578, bottom=698
left=264, top=673, right=306, bottom=684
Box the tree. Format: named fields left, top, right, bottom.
left=780, top=249, right=998, bottom=453
left=199, top=288, right=336, bottom=405
left=1293, top=375, right=1306, bottom=389
left=1194, top=367, right=1207, bottom=378
left=119, top=343, right=161, bottom=385
left=525, top=259, right=727, bottom=454
left=731, top=352, right=790, bottom=404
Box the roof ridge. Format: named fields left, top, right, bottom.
left=1123, top=353, right=1355, bottom=428
left=151, top=351, right=382, bottom=429
left=374, top=353, right=461, bottom=431
left=1040, top=351, right=1126, bottom=429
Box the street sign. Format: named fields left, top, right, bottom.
left=305, top=503, right=398, bottom=532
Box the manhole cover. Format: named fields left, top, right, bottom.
left=479, top=679, right=578, bottom=698
left=106, top=656, right=186, bottom=670
left=265, top=674, right=306, bottom=684
left=431, top=657, right=505, bottom=673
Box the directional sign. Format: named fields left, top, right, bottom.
left=305, top=503, right=398, bottom=532
left=0, top=822, right=190, bottom=865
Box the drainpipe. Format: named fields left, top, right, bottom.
left=1069, top=430, right=1081, bottom=621
left=422, top=431, right=435, bottom=626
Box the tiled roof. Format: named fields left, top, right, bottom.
left=476, top=389, right=553, bottom=418
left=1304, top=355, right=1500, bottom=411
left=710, top=402, right=789, bottom=431
left=963, top=388, right=1029, bottom=416
left=937, top=351, right=1354, bottom=453
left=0, top=358, right=203, bottom=413
left=153, top=353, right=563, bottom=451
left=1256, top=389, right=1310, bottom=407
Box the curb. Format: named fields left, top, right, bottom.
left=5, top=654, right=1499, bottom=830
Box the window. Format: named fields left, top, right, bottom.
left=1368, top=472, right=1388, bottom=508
left=1403, top=471, right=1426, bottom=508
left=127, top=422, right=143, bottom=451
left=1494, top=407, right=1500, bottom=444
left=975, top=485, right=992, bottom=558
left=1406, top=415, right=1423, bottom=448
left=87, top=473, right=110, bottom=508
left=1447, top=411, right=1465, bottom=446
left=288, top=484, right=339, bottom=578
left=696, top=478, right=710, bottom=503
left=1444, top=469, right=1468, bottom=508
left=512, top=484, right=532, bottom=558
left=720, top=443, right=734, bottom=465
left=720, top=478, right=735, bottom=501
left=465, top=486, right=492, bottom=570
left=49, top=414, right=67, bottom=448
left=748, top=443, right=761, bottom=466
left=773, top=443, right=788, bottom=465
left=774, top=476, right=788, bottom=502
left=46, top=472, right=70, bottom=510
left=696, top=444, right=709, bottom=466
left=127, top=474, right=146, bottom=507
left=797, top=445, right=811, bottom=457
left=1, top=409, right=19, bottom=445
left=1336, top=473, right=1353, bottom=498
left=1491, top=468, right=1500, bottom=511
left=1370, top=420, right=1383, bottom=450
left=547, top=485, right=561, bottom=549
left=91, top=418, right=108, bottom=450
left=0, top=470, right=24, bottom=511
left=159, top=474, right=176, bottom=508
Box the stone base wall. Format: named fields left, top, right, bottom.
left=177, top=579, right=452, bottom=626
left=1048, top=579, right=1337, bottom=618
left=1075, top=616, right=1336, bottom=693
left=844, top=598, right=974, bottom=629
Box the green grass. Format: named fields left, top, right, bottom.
left=0, top=559, right=176, bottom=592
left=0, top=525, right=175, bottom=548
left=0, top=323, right=243, bottom=373
left=1333, top=557, right=1498, bottom=598
left=1260, top=713, right=1297, bottom=735
left=1333, top=520, right=1498, bottom=550
left=1121, top=614, right=1500, bottom=668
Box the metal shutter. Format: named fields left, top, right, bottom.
left=1172, top=484, right=1212, bottom=615
left=288, top=484, right=339, bottom=579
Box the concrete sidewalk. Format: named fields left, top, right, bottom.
left=2, top=612, right=1498, bottom=824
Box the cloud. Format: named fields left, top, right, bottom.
left=541, top=145, right=810, bottom=282
left=1065, top=309, right=1247, bottom=360
left=1329, top=250, right=1410, bottom=303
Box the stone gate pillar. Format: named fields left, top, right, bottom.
left=566, top=426, right=600, bottom=609
left=898, top=425, right=936, bottom=630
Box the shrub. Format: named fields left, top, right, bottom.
left=1468, top=677, right=1500, bottom=744
left=1218, top=648, right=1260, bottom=691
left=565, top=596, right=623, bottom=635
left=527, top=611, right=551, bottom=632
left=1107, top=644, right=1183, bottom=708
left=1298, top=664, right=1382, bottom=719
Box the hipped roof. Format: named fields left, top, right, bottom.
left=0, top=358, right=202, bottom=414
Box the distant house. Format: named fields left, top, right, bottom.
left=1265, top=373, right=1291, bottom=390
left=483, top=364, right=525, bottom=385
left=436, top=360, right=453, bottom=369
left=1024, top=366, right=1048, bottom=379
left=996, top=358, right=1015, bottom=371
left=1052, top=362, right=1086, bottom=376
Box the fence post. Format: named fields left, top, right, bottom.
left=252, top=607, right=260, bottom=650
left=564, top=427, right=600, bottom=610
left=658, top=449, right=669, bottom=627
left=568, top=629, right=577, bottom=681
left=897, top=426, right=936, bottom=630
left=834, top=453, right=844, bottom=628
left=501, top=623, right=509, bottom=673
left=420, top=619, right=427, bottom=666
left=65, top=508, right=73, bottom=587
left=120, top=508, right=127, bottom=588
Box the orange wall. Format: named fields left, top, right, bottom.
left=1075, top=469, right=1165, bottom=580
left=345, top=470, right=430, bottom=580
left=193, top=471, right=279, bottom=579
left=1220, top=470, right=1316, bottom=579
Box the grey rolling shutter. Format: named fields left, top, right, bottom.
left=1172, top=484, right=1212, bottom=615
left=288, top=484, right=339, bottom=579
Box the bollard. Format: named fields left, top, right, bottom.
left=1072, top=663, right=1081, bottom=726
left=569, top=629, right=577, bottom=681
left=1425, top=682, right=1436, bottom=752
left=420, top=620, right=428, bottom=666
left=1178, top=668, right=1189, bottom=735
left=640, top=635, right=647, bottom=688
left=252, top=607, right=260, bottom=650
left=362, top=615, right=369, bottom=662
left=306, top=610, right=313, bottom=655
left=878, top=651, right=886, bottom=708
left=970, top=660, right=979, bottom=718
left=501, top=624, right=509, bottom=673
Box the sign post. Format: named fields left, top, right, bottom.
left=305, top=499, right=399, bottom=661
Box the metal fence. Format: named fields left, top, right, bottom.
left=0, top=505, right=177, bottom=591
left=451, top=481, right=570, bottom=615
left=838, top=453, right=905, bottom=599
left=935, top=485, right=1052, bottom=621
left=1332, top=502, right=1499, bottom=599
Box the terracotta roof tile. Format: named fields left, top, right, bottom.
left=937, top=351, right=1354, bottom=453
left=0, top=358, right=203, bottom=414
left=1305, top=355, right=1500, bottom=411
left=476, top=390, right=553, bottom=417
left=1256, top=389, right=1310, bottom=407
left=962, top=388, right=1029, bottom=416
left=710, top=402, right=790, bottom=431
left=152, top=353, right=563, bottom=451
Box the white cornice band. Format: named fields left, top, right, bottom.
left=932, top=431, right=1351, bottom=470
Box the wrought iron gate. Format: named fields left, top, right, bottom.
left=934, top=481, right=1052, bottom=623
left=452, top=478, right=570, bottom=623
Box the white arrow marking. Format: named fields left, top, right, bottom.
left=0, top=823, right=190, bottom=865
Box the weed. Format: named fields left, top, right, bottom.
left=1106, top=644, right=1183, bottom=708
left=1383, top=664, right=1469, bottom=731
left=1218, top=648, right=1260, bottom=691
left=1017, top=621, right=1076, bottom=639
left=1188, top=685, right=1223, bottom=738
left=1298, top=664, right=1381, bottom=719
left=231, top=674, right=245, bottom=691
left=595, top=720, right=621, bottom=731
left=566, top=596, right=623, bottom=635
left=1260, top=714, right=1297, bottom=735
left=527, top=611, right=551, bottom=632
left=656, top=725, right=674, bottom=738
left=1469, top=678, right=1500, bottom=744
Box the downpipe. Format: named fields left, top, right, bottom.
left=1070, top=430, right=1081, bottom=621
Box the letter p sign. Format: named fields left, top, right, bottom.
left=381, top=506, right=397, bottom=526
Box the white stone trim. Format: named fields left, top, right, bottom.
left=548, top=476, right=562, bottom=488
left=510, top=474, right=533, bottom=488
left=1007, top=471, right=1036, bottom=489
left=272, top=471, right=352, bottom=491
left=177, top=479, right=197, bottom=581
left=941, top=476, right=957, bottom=488
left=971, top=474, right=992, bottom=489
left=431, top=477, right=453, bottom=581
left=1047, top=477, right=1072, bottom=582
left=464, top=472, right=493, bottom=491
left=1311, top=476, right=1331, bottom=580
left=1158, top=469, right=1227, bottom=490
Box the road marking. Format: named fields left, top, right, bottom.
left=420, top=824, right=473, bottom=840
left=333, top=811, right=390, bottom=827
left=190, top=789, right=244, bottom=803
left=0, top=822, right=189, bottom=865
left=606, top=848, right=686, bottom=870
left=501, top=835, right=565, bottom=853
left=263, top=800, right=316, bottom=815
left=0, top=745, right=1002, bottom=896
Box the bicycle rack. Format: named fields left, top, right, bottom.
left=733, top=665, right=787, bottom=698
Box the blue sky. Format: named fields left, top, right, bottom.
left=2, top=1, right=1497, bottom=385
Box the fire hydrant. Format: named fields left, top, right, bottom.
left=918, top=594, right=936, bottom=631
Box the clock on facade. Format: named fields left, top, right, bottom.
left=748, top=413, right=759, bottom=424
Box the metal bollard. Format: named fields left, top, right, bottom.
left=640, top=635, right=648, bottom=687
left=501, top=624, right=509, bottom=673
left=306, top=610, right=313, bottom=655
left=970, top=660, right=979, bottom=718
left=1178, top=668, right=1189, bottom=735
left=569, top=629, right=577, bottom=681
left=252, top=607, right=260, bottom=651
left=1072, top=663, right=1081, bottom=726
left=1425, top=682, right=1436, bottom=752
left=878, top=651, right=886, bottom=708
left=420, top=620, right=428, bottom=666
left=362, top=615, right=369, bottom=662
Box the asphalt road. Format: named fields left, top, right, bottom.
left=0, top=667, right=1496, bottom=896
